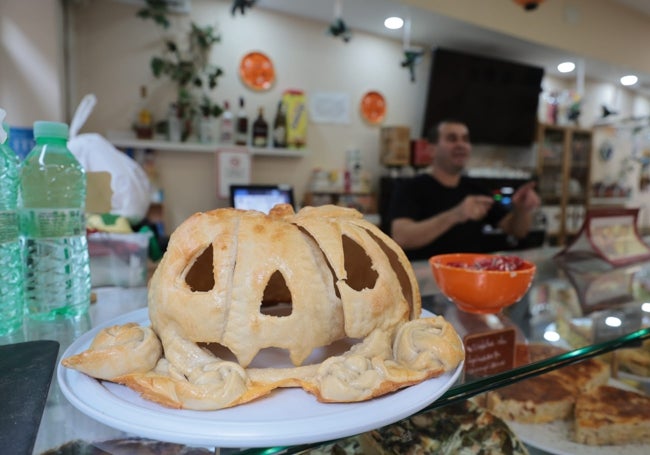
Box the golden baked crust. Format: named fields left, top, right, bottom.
left=61, top=323, right=162, bottom=380
left=487, top=344, right=610, bottom=424
left=487, top=374, right=577, bottom=424
left=63, top=205, right=464, bottom=410
left=574, top=385, right=650, bottom=445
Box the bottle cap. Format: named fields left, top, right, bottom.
left=34, top=121, right=69, bottom=140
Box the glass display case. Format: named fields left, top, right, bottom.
left=3, top=247, right=650, bottom=454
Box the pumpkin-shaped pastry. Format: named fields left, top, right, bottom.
left=63, top=204, right=464, bottom=410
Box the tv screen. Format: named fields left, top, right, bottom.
left=422, top=47, right=544, bottom=146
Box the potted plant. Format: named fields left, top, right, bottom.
left=137, top=0, right=224, bottom=141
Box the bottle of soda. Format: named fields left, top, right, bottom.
left=19, top=121, right=91, bottom=321
left=0, top=116, right=24, bottom=335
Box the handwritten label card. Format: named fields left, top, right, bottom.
left=463, top=328, right=516, bottom=380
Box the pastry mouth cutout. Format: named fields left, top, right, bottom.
left=63, top=204, right=464, bottom=410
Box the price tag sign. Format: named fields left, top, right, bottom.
left=463, top=328, right=516, bottom=381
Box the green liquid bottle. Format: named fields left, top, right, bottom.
left=19, top=121, right=90, bottom=320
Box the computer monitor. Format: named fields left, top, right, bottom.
left=229, top=184, right=295, bottom=214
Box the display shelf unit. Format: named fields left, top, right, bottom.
left=108, top=135, right=308, bottom=158
left=536, top=123, right=593, bottom=246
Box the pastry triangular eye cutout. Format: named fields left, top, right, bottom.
left=261, top=270, right=293, bottom=316
left=185, top=244, right=215, bottom=292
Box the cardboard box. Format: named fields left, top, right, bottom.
left=380, top=126, right=410, bottom=166
left=88, top=231, right=152, bottom=287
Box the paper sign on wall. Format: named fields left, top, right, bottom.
left=216, top=149, right=251, bottom=199
left=308, top=91, right=350, bottom=124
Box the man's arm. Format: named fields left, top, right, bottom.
left=391, top=195, right=494, bottom=250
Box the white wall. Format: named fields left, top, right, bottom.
left=0, top=0, right=65, bottom=125
left=69, top=0, right=430, bottom=230
left=3, top=0, right=650, bottom=232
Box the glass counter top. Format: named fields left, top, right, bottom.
left=2, top=246, right=650, bottom=454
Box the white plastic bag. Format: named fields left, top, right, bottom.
left=68, top=94, right=152, bottom=223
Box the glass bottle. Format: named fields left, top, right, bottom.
left=220, top=100, right=234, bottom=144
left=235, top=96, right=248, bottom=146
left=134, top=85, right=153, bottom=139
left=252, top=107, right=269, bottom=148
left=272, top=100, right=287, bottom=148
left=167, top=103, right=181, bottom=142
left=0, top=120, right=23, bottom=335
left=19, top=121, right=91, bottom=321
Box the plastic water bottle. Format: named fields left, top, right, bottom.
left=0, top=119, right=24, bottom=335
left=20, top=121, right=91, bottom=321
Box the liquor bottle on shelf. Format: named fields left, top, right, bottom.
left=0, top=115, right=23, bottom=336
left=272, top=100, right=287, bottom=148
left=19, top=121, right=91, bottom=321
left=252, top=107, right=269, bottom=148
left=134, top=85, right=153, bottom=139
left=235, top=96, right=248, bottom=146
left=220, top=100, right=234, bottom=144
left=167, top=103, right=181, bottom=142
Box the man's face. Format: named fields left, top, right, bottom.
left=433, top=122, right=471, bottom=174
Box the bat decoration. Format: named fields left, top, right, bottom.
left=602, top=105, right=618, bottom=118
left=231, top=0, right=257, bottom=16
left=401, top=49, right=424, bottom=83
left=328, top=18, right=352, bottom=43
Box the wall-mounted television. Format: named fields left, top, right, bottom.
left=422, top=47, right=544, bottom=146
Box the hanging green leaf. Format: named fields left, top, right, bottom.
left=136, top=0, right=171, bottom=29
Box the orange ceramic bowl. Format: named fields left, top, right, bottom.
left=429, top=253, right=536, bottom=314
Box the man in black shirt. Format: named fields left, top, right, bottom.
left=389, top=120, right=540, bottom=261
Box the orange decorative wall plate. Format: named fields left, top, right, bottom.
left=239, top=51, right=275, bottom=91
left=360, top=91, right=386, bottom=124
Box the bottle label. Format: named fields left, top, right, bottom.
left=20, top=208, right=85, bottom=238
left=273, top=126, right=286, bottom=146
left=0, top=211, right=19, bottom=243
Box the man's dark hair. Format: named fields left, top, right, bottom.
left=427, top=119, right=469, bottom=144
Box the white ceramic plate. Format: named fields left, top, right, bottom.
left=509, top=380, right=648, bottom=455
left=58, top=308, right=463, bottom=448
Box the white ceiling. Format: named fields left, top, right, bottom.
left=256, top=0, right=650, bottom=97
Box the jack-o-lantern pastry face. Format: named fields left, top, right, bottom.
left=62, top=204, right=464, bottom=410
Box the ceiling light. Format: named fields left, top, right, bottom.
left=620, top=74, right=638, bottom=86
left=557, top=61, right=575, bottom=73
left=384, top=16, right=404, bottom=30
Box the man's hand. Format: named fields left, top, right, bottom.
left=456, top=195, right=494, bottom=222
left=511, top=181, right=541, bottom=213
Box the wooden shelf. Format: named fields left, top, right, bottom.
left=107, top=134, right=308, bottom=158
left=536, top=123, right=593, bottom=246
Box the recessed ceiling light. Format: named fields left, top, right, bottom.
left=384, top=16, right=404, bottom=30
left=620, top=74, right=638, bottom=86
left=557, top=61, right=575, bottom=73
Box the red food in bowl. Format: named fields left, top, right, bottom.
left=429, top=253, right=536, bottom=314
